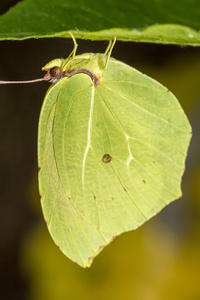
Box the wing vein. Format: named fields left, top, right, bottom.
left=103, top=84, right=187, bottom=134
left=82, top=85, right=94, bottom=185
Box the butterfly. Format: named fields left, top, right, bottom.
left=38, top=34, right=191, bottom=267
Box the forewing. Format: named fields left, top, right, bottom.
left=92, top=58, right=191, bottom=228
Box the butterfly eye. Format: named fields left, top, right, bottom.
left=44, top=66, right=63, bottom=83
left=50, top=66, right=62, bottom=78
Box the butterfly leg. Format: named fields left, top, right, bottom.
left=68, top=31, right=78, bottom=58
left=104, top=37, right=116, bottom=68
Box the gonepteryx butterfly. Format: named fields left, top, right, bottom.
left=38, top=36, right=191, bottom=267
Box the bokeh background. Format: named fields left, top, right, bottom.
left=0, top=2, right=200, bottom=300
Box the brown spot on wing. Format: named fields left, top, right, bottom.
left=102, top=154, right=112, bottom=163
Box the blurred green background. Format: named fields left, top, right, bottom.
left=0, top=2, right=200, bottom=300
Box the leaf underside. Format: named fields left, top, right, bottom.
left=38, top=58, right=191, bottom=267
left=0, top=0, right=200, bottom=45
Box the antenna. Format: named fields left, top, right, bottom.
left=0, top=78, right=45, bottom=84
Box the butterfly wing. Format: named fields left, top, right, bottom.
left=38, top=58, right=191, bottom=267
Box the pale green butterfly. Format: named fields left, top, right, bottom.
left=1, top=34, right=189, bottom=268
left=38, top=34, right=191, bottom=267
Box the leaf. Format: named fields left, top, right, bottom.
left=38, top=44, right=191, bottom=267
left=0, top=0, right=200, bottom=45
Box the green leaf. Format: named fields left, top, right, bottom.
left=0, top=0, right=200, bottom=45
left=38, top=43, right=191, bottom=267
